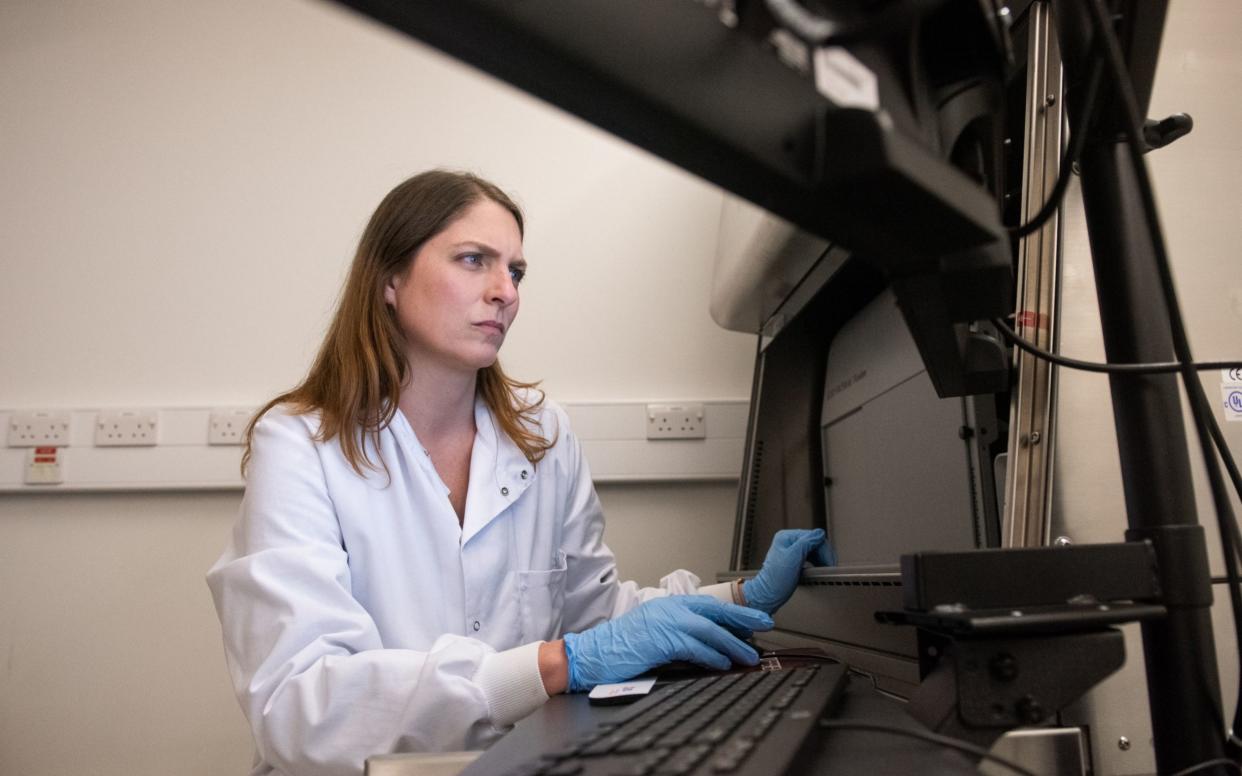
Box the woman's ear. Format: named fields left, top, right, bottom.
left=383, top=274, right=399, bottom=307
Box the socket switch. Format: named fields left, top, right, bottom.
left=7, top=411, right=71, bottom=447
left=209, top=408, right=252, bottom=445
left=95, top=410, right=159, bottom=447
left=646, top=403, right=706, bottom=440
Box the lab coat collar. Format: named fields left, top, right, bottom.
left=461, top=398, right=537, bottom=546
left=384, top=397, right=536, bottom=546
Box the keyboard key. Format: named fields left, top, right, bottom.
left=656, top=728, right=694, bottom=748
left=754, top=709, right=781, bottom=735
left=614, top=731, right=660, bottom=753
left=655, top=744, right=712, bottom=775
left=620, top=746, right=672, bottom=775
left=695, top=725, right=730, bottom=743
left=770, top=687, right=802, bottom=709
left=544, top=760, right=584, bottom=776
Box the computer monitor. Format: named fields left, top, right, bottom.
left=719, top=253, right=1007, bottom=694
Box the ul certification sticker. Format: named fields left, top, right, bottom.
left=1222, top=369, right=1242, bottom=422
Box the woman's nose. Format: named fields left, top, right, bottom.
left=488, top=266, right=518, bottom=305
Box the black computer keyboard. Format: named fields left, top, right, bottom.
left=496, top=661, right=848, bottom=776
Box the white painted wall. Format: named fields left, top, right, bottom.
left=0, top=0, right=754, bottom=407
left=0, top=1, right=753, bottom=773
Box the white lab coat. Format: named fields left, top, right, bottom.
left=207, top=398, right=732, bottom=776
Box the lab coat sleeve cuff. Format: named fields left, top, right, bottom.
left=697, top=581, right=737, bottom=606
left=476, top=641, right=549, bottom=728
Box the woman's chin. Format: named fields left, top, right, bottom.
left=462, top=347, right=502, bottom=371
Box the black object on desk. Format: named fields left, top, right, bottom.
left=459, top=660, right=983, bottom=776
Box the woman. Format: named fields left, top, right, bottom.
left=207, top=170, right=832, bottom=776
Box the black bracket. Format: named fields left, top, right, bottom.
left=877, top=542, right=1169, bottom=750
left=903, top=629, right=1127, bottom=748
left=1143, top=113, right=1194, bottom=152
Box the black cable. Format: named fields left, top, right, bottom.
left=1083, top=0, right=1242, bottom=744
left=1002, top=304, right=1242, bottom=571
left=1169, top=758, right=1242, bottom=776
left=996, top=308, right=1242, bottom=577
left=1203, top=410, right=1242, bottom=578
left=992, top=317, right=1242, bottom=375
left=816, top=720, right=1041, bottom=776
left=1008, top=32, right=1107, bottom=239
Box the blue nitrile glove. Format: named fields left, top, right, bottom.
left=561, top=595, right=774, bottom=693
left=742, top=528, right=837, bottom=614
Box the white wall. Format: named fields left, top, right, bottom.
left=0, top=1, right=754, bottom=773
left=0, top=0, right=755, bottom=406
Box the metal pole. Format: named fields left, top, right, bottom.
left=1050, top=2, right=1227, bottom=772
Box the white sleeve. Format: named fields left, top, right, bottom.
left=552, top=407, right=724, bottom=635
left=206, top=411, right=547, bottom=776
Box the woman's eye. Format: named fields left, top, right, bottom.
left=462, top=253, right=483, bottom=266
left=510, top=267, right=526, bottom=285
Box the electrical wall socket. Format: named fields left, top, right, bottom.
left=208, top=408, right=252, bottom=445
left=95, top=410, right=159, bottom=447
left=7, top=411, right=71, bottom=447
left=646, top=403, right=707, bottom=440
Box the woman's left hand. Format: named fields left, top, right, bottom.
left=741, top=528, right=836, bottom=614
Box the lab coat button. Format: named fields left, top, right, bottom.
left=520, top=470, right=529, bottom=480
left=501, top=486, right=510, bottom=496
left=473, top=620, right=481, bottom=632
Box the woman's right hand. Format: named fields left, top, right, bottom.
left=560, top=596, right=774, bottom=693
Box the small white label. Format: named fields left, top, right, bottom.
left=588, top=678, right=656, bottom=700
left=1222, top=385, right=1242, bottom=422
left=25, top=446, right=64, bottom=485
left=813, top=48, right=879, bottom=110
left=1222, top=371, right=1242, bottom=422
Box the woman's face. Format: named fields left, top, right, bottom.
left=384, top=197, right=526, bottom=376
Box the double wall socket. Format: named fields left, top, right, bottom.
left=95, top=410, right=159, bottom=447
left=646, top=403, right=707, bottom=440
left=7, top=411, right=71, bottom=447
left=209, top=408, right=253, bottom=445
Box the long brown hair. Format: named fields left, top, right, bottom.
left=241, top=170, right=555, bottom=477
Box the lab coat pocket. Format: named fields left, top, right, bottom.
left=517, top=550, right=568, bottom=643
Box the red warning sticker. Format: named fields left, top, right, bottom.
left=1014, top=311, right=1050, bottom=331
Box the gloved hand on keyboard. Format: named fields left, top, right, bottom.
left=562, top=596, right=774, bottom=692
left=742, top=528, right=836, bottom=614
